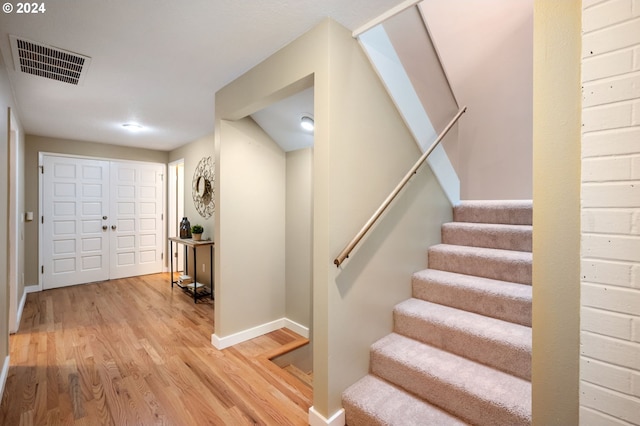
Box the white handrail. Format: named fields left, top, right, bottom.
left=334, top=106, right=467, bottom=267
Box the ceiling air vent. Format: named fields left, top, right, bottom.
left=9, top=35, right=91, bottom=85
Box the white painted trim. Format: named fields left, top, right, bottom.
left=0, top=356, right=10, bottom=404
left=308, top=406, right=345, bottom=426
left=283, top=318, right=310, bottom=338
left=211, top=317, right=310, bottom=350
left=167, top=159, right=185, bottom=274
left=352, top=0, right=421, bottom=38
left=25, top=284, right=40, bottom=293
left=8, top=110, right=20, bottom=336
left=38, top=151, right=44, bottom=289
left=11, top=290, right=27, bottom=334
left=212, top=319, right=284, bottom=349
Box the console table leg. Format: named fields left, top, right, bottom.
left=193, top=246, right=197, bottom=303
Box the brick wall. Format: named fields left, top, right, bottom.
left=581, top=0, right=640, bottom=424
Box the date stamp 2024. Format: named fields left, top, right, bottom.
left=3, top=2, right=47, bottom=14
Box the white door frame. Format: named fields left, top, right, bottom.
left=168, top=159, right=185, bottom=272
left=38, top=152, right=166, bottom=289
left=8, top=108, right=21, bottom=333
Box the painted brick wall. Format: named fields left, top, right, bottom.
left=581, top=0, right=640, bottom=424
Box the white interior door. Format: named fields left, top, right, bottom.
left=42, top=155, right=165, bottom=288
left=109, top=161, right=165, bottom=279
left=43, top=156, right=110, bottom=289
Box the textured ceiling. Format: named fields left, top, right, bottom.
left=0, top=0, right=406, bottom=151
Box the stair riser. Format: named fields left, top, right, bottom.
left=371, top=351, right=530, bottom=426
left=394, top=311, right=531, bottom=380
left=342, top=403, right=385, bottom=426
left=453, top=202, right=532, bottom=225
left=428, top=249, right=532, bottom=285
left=412, top=278, right=532, bottom=327
left=442, top=224, right=532, bottom=252
left=342, top=375, right=469, bottom=426
left=343, top=403, right=464, bottom=426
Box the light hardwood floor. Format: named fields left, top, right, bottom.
left=0, top=274, right=312, bottom=425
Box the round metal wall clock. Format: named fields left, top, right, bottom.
left=192, top=156, right=215, bottom=219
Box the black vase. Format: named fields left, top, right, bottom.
left=179, top=217, right=191, bottom=239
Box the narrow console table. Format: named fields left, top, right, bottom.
left=168, top=237, right=214, bottom=303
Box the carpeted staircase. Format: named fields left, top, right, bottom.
left=342, top=200, right=533, bottom=425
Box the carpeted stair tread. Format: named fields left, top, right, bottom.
left=428, top=244, right=532, bottom=285
left=453, top=200, right=532, bottom=225
left=371, top=333, right=531, bottom=426
left=394, top=299, right=531, bottom=380
left=342, top=374, right=469, bottom=426
left=412, top=269, right=532, bottom=327
left=343, top=201, right=533, bottom=425
left=442, top=222, right=532, bottom=252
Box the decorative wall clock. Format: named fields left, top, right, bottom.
left=192, top=156, right=215, bottom=219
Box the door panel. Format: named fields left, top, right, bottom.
left=43, top=156, right=110, bottom=289
left=109, top=161, right=164, bottom=279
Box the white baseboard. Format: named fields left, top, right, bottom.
left=25, top=284, right=40, bottom=293
left=211, top=317, right=310, bottom=350
left=0, top=356, right=10, bottom=405
left=11, top=290, right=27, bottom=334
left=283, top=318, right=310, bottom=338
left=309, top=406, right=345, bottom=426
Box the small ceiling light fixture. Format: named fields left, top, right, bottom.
left=300, top=114, right=314, bottom=132
left=122, top=123, right=144, bottom=132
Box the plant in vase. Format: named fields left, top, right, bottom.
left=191, top=224, right=204, bottom=241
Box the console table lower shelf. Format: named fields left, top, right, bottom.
left=168, top=237, right=214, bottom=303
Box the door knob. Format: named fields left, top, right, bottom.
left=102, top=225, right=108, bottom=230
left=111, top=225, right=117, bottom=230
left=102, top=215, right=108, bottom=220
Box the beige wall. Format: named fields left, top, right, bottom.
left=24, top=135, right=168, bottom=286
left=168, top=134, right=215, bottom=286
left=286, top=147, right=313, bottom=329
left=580, top=1, right=640, bottom=424
left=383, top=6, right=460, bottom=173
left=7, top=108, right=25, bottom=334
left=421, top=0, right=533, bottom=200
left=216, top=117, right=286, bottom=335
left=324, top=20, right=451, bottom=417
left=0, top=51, right=22, bottom=377
left=215, top=19, right=451, bottom=418
left=168, top=133, right=215, bottom=241
left=532, top=1, right=582, bottom=424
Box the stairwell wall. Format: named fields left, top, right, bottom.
left=420, top=0, right=533, bottom=200
left=214, top=18, right=451, bottom=421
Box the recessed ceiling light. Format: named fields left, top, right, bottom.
left=300, top=115, right=314, bottom=132
left=122, top=123, right=144, bottom=132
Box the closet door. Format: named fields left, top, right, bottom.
left=42, top=156, right=110, bottom=289
left=109, top=161, right=165, bottom=279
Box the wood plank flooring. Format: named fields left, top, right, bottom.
left=0, top=274, right=312, bottom=425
